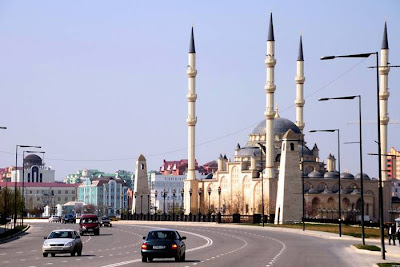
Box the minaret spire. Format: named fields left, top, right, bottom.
left=295, top=34, right=305, bottom=133
left=189, top=26, right=196, bottom=53
left=184, top=26, right=199, bottom=215
left=381, top=21, right=388, bottom=49
left=265, top=12, right=276, bottom=180
left=379, top=21, right=390, bottom=184
left=267, top=13, right=275, bottom=41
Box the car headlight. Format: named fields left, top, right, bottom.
left=43, top=241, right=50, bottom=246
left=64, top=242, right=73, bottom=247
left=82, top=226, right=87, bottom=230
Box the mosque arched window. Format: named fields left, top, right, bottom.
left=290, top=143, right=294, bottom=151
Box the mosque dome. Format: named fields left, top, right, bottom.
left=308, top=170, right=323, bottom=178
left=341, top=172, right=355, bottom=179
left=237, top=147, right=261, bottom=157
left=252, top=118, right=301, bottom=135
left=324, top=171, right=339, bottom=179
left=355, top=173, right=371, bottom=180
left=82, top=169, right=89, bottom=177
left=24, top=154, right=42, bottom=166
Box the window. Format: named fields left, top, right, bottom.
left=40, top=173, right=43, bottom=182
left=72, top=197, right=75, bottom=201
left=28, top=173, right=30, bottom=182
left=58, top=190, right=61, bottom=194
left=65, top=190, right=68, bottom=194
left=290, top=143, right=294, bottom=151
left=72, top=190, right=75, bottom=194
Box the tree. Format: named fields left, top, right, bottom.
left=0, top=187, right=23, bottom=224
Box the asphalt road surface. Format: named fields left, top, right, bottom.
left=0, top=220, right=384, bottom=267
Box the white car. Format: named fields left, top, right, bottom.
left=42, top=229, right=83, bottom=257
left=48, top=215, right=61, bottom=223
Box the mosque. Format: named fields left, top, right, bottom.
left=182, top=14, right=393, bottom=223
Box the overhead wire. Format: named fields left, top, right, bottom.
left=0, top=58, right=367, bottom=162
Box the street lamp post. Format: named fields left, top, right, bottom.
left=154, top=190, right=158, bottom=215
left=217, top=186, right=221, bottom=223
left=189, top=188, right=193, bottom=216
left=162, top=189, right=167, bottom=215
left=147, top=192, right=150, bottom=217
left=140, top=195, right=143, bottom=216
left=207, top=187, right=212, bottom=216
left=198, top=188, right=202, bottom=217
left=257, top=143, right=266, bottom=227
left=172, top=189, right=176, bottom=219
left=180, top=188, right=184, bottom=214
left=319, top=95, right=365, bottom=244
left=309, top=129, right=341, bottom=236
left=14, top=145, right=41, bottom=228
left=321, top=51, right=385, bottom=259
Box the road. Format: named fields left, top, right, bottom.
left=0, top=220, right=387, bottom=267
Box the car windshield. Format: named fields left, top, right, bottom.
left=48, top=231, right=73, bottom=239
left=102, top=217, right=109, bottom=220
left=81, top=218, right=98, bottom=223
left=147, top=231, right=178, bottom=240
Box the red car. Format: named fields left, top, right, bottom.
left=79, top=214, right=100, bottom=236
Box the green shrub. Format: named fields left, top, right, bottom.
left=354, top=244, right=381, bottom=251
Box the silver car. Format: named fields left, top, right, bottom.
left=42, top=229, right=83, bottom=257
left=48, top=215, right=61, bottom=223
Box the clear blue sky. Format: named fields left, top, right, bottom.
left=0, top=0, right=399, bottom=180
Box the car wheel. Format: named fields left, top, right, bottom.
left=43, top=253, right=48, bottom=257
left=142, top=256, right=147, bottom=262
left=51, top=253, right=55, bottom=257
left=77, top=249, right=82, bottom=256
left=181, top=252, right=186, bottom=262
left=175, top=255, right=180, bottom=262
left=148, top=257, right=153, bottom=262
left=70, top=250, right=75, bottom=257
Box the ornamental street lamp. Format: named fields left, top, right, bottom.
left=180, top=188, right=184, bottom=214
left=198, top=188, right=202, bottom=216
left=14, top=145, right=41, bottom=228
left=319, top=95, right=365, bottom=244
left=140, top=195, right=143, bottom=215
left=309, top=129, right=341, bottom=236
left=189, top=188, right=193, bottom=215
left=217, top=186, right=221, bottom=223
left=207, top=187, right=212, bottom=215
left=162, top=189, right=167, bottom=215
left=154, top=190, right=158, bottom=215
left=147, top=191, right=150, bottom=216
left=172, top=189, right=176, bottom=218
left=257, top=143, right=266, bottom=227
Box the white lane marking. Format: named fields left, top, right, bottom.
left=62, top=260, right=67, bottom=263
left=17, top=251, right=23, bottom=253
left=20, top=259, right=26, bottom=261
left=0, top=253, right=6, bottom=256
left=31, top=250, right=37, bottom=252
left=3, top=261, right=10, bottom=264
left=45, top=263, right=53, bottom=265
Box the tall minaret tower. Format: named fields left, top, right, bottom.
left=265, top=13, right=276, bottom=179
left=295, top=35, right=305, bottom=133
left=187, top=26, right=197, bottom=181
left=184, top=27, right=199, bottom=215
left=380, top=22, right=390, bottom=182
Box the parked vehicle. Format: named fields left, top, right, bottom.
left=79, top=214, right=100, bottom=236
left=42, top=229, right=82, bottom=257
left=48, top=215, right=61, bottom=223
left=141, top=229, right=186, bottom=262
left=62, top=214, right=76, bottom=224
left=100, top=216, right=112, bottom=227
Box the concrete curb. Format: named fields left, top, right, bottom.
left=0, top=224, right=30, bottom=243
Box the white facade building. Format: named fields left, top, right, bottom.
left=11, top=154, right=55, bottom=183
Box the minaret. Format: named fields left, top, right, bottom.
left=184, top=27, right=199, bottom=215
left=380, top=22, right=389, bottom=182
left=295, top=34, right=305, bottom=133
left=265, top=13, right=276, bottom=179
left=187, top=26, right=197, bottom=181
left=132, top=154, right=150, bottom=215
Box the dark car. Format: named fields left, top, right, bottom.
left=79, top=214, right=100, bottom=236
left=100, top=216, right=112, bottom=227
left=141, top=229, right=186, bottom=262
left=62, top=214, right=76, bottom=224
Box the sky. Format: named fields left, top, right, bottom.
left=0, top=0, right=399, bottom=181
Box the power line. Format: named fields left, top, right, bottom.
left=0, top=59, right=367, bottom=163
